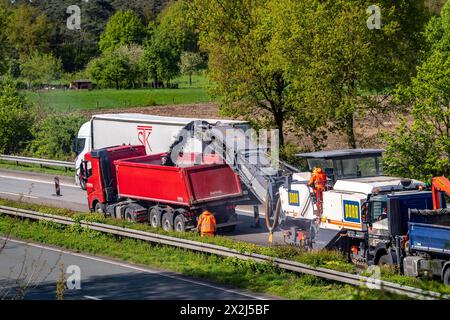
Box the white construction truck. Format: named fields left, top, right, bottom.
left=166, top=121, right=435, bottom=268
left=72, top=114, right=250, bottom=188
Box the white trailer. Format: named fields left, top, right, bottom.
left=73, top=113, right=250, bottom=187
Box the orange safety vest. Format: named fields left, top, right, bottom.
left=309, top=169, right=327, bottom=190
left=197, top=211, right=217, bottom=234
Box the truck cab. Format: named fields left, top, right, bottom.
left=362, top=190, right=433, bottom=266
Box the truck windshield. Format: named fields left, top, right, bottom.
left=335, top=156, right=383, bottom=178
left=307, top=156, right=383, bottom=180
left=371, top=196, right=388, bottom=221
left=73, top=138, right=86, bottom=156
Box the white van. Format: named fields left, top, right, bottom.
left=73, top=113, right=250, bottom=188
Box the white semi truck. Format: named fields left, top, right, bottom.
left=72, top=113, right=250, bottom=188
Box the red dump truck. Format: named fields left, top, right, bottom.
left=81, top=145, right=243, bottom=232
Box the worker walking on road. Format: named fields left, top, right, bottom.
left=308, top=167, right=327, bottom=214
left=197, top=209, right=217, bottom=237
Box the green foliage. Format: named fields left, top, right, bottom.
left=99, top=10, right=146, bottom=53
left=4, top=3, right=52, bottom=58
left=27, top=114, right=87, bottom=161
left=384, top=2, right=450, bottom=180
left=142, top=1, right=196, bottom=86
left=0, top=78, right=35, bottom=154
left=269, top=0, right=429, bottom=148
left=87, top=46, right=135, bottom=90
left=20, top=51, right=63, bottom=87
left=192, top=0, right=428, bottom=148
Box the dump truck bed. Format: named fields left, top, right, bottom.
left=114, top=154, right=243, bottom=206
left=409, top=222, right=450, bottom=255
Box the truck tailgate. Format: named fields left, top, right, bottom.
left=409, top=222, right=450, bottom=254
left=184, top=164, right=242, bottom=203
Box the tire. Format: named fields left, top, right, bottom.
left=378, top=254, right=391, bottom=266
left=149, top=208, right=161, bottom=228
left=162, top=212, right=174, bottom=231
left=443, top=267, right=450, bottom=286
left=94, top=202, right=104, bottom=214
left=125, top=208, right=135, bottom=222
left=174, top=214, right=186, bottom=232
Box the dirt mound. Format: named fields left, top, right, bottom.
left=80, top=103, right=230, bottom=120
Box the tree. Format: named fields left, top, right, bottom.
left=0, top=78, right=35, bottom=154
left=179, top=52, right=206, bottom=86
left=191, top=0, right=428, bottom=149
left=269, top=0, right=429, bottom=148
left=87, top=45, right=144, bottom=89
left=142, top=1, right=198, bottom=87
left=5, top=4, right=52, bottom=58
left=383, top=2, right=450, bottom=180
left=20, top=52, right=63, bottom=88
left=99, top=10, right=145, bottom=53
left=191, top=0, right=292, bottom=146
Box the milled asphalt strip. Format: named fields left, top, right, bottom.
left=1, top=237, right=268, bottom=300
left=0, top=175, right=78, bottom=189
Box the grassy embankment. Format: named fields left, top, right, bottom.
left=0, top=198, right=406, bottom=300
left=25, top=75, right=214, bottom=113
left=1, top=198, right=449, bottom=298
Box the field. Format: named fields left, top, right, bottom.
left=25, top=75, right=214, bottom=113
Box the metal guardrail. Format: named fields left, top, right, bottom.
left=0, top=205, right=448, bottom=300
left=0, top=155, right=74, bottom=171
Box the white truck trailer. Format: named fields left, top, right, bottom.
left=72, top=113, right=250, bottom=188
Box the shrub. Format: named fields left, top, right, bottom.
left=27, top=114, right=87, bottom=161
left=0, top=78, right=35, bottom=154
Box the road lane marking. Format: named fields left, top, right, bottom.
left=0, top=192, right=38, bottom=199
left=84, top=296, right=102, bottom=300
left=3, top=238, right=267, bottom=300
left=0, top=175, right=78, bottom=189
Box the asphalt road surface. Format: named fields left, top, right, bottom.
left=0, top=237, right=270, bottom=300
left=0, top=169, right=284, bottom=245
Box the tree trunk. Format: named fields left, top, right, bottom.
left=346, top=114, right=357, bottom=148
left=274, top=110, right=285, bottom=148
left=189, top=73, right=192, bottom=86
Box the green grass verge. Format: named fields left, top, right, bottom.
left=26, top=87, right=212, bottom=113
left=0, top=161, right=75, bottom=178
left=0, top=213, right=400, bottom=300
left=0, top=198, right=448, bottom=297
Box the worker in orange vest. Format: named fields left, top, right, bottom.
left=197, top=209, right=217, bottom=237
left=308, top=167, right=327, bottom=214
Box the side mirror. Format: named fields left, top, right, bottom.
left=361, top=201, right=370, bottom=224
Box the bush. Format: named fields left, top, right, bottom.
left=27, top=114, right=87, bottom=161
left=0, top=78, right=35, bottom=154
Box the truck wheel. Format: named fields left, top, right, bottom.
left=174, top=214, right=186, bottom=232
left=378, top=254, right=391, bottom=266
left=162, top=212, right=174, bottom=231
left=149, top=208, right=161, bottom=228
left=94, top=202, right=104, bottom=214
left=444, top=268, right=450, bottom=286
